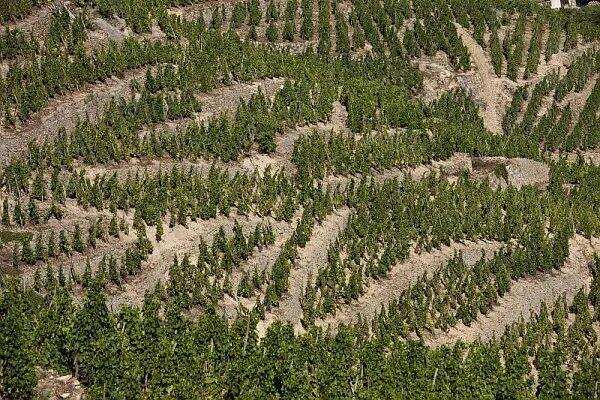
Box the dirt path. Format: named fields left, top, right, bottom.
left=35, top=367, right=84, bottom=400
left=80, top=77, right=285, bottom=179
left=220, top=212, right=301, bottom=318
left=548, top=150, right=600, bottom=166
left=320, top=152, right=498, bottom=189
left=417, top=52, right=460, bottom=103
left=531, top=41, right=599, bottom=87
left=317, top=239, right=503, bottom=331
left=108, top=212, right=266, bottom=309
left=80, top=95, right=345, bottom=181
left=428, top=234, right=600, bottom=347
left=0, top=68, right=147, bottom=164
left=256, top=206, right=351, bottom=336
left=559, top=74, right=598, bottom=120
left=194, top=78, right=284, bottom=123
left=242, top=101, right=348, bottom=174
left=455, top=24, right=515, bottom=134
left=6, top=3, right=54, bottom=37
left=17, top=204, right=137, bottom=285
left=472, top=156, right=550, bottom=189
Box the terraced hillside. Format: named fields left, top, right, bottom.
left=0, top=0, right=600, bottom=398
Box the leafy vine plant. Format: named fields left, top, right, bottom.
left=1, top=0, right=600, bottom=398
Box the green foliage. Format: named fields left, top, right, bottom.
left=502, top=86, right=527, bottom=134
left=506, top=14, right=526, bottom=81
left=523, top=16, right=543, bottom=79
left=490, top=28, right=503, bottom=76
left=0, top=2, right=599, bottom=398
left=0, top=278, right=37, bottom=399
left=0, top=0, right=50, bottom=22
left=300, top=0, right=314, bottom=40
left=0, top=27, right=38, bottom=60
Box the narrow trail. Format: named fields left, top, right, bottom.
left=6, top=3, right=54, bottom=37
left=220, top=212, right=301, bottom=318
left=80, top=77, right=285, bottom=179
left=321, top=153, right=474, bottom=188
left=241, top=101, right=348, bottom=174
left=17, top=200, right=135, bottom=285
left=108, top=212, right=266, bottom=309
left=317, top=239, right=503, bottom=331
left=558, top=74, right=599, bottom=120
left=428, top=235, right=600, bottom=347
left=455, top=24, right=515, bottom=134
left=0, top=68, right=147, bottom=164
left=257, top=207, right=351, bottom=336
left=548, top=149, right=600, bottom=166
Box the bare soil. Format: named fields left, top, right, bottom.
left=472, top=156, right=550, bottom=189
left=455, top=24, right=518, bottom=134
left=220, top=211, right=301, bottom=318
left=80, top=77, right=285, bottom=179
left=0, top=68, right=146, bottom=164
left=257, top=207, right=351, bottom=336
left=428, top=234, right=600, bottom=347
left=34, top=368, right=84, bottom=400
left=318, top=239, right=503, bottom=331
left=107, top=211, right=266, bottom=309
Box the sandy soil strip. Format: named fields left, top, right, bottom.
left=256, top=206, right=351, bottom=336
left=107, top=212, right=267, bottom=309
left=220, top=212, right=301, bottom=318
left=428, top=234, right=600, bottom=347
left=6, top=3, right=54, bottom=37
left=454, top=24, right=515, bottom=134
left=548, top=149, right=600, bottom=166
left=0, top=68, right=147, bottom=164
left=242, top=101, right=348, bottom=174
left=317, top=239, right=503, bottom=331
left=321, top=153, right=475, bottom=189
left=80, top=77, right=285, bottom=179
left=17, top=202, right=136, bottom=285
left=80, top=97, right=345, bottom=181
left=559, top=74, right=599, bottom=120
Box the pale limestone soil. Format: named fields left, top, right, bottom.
left=428, top=235, right=600, bottom=347
left=12, top=199, right=131, bottom=280
left=457, top=21, right=598, bottom=133
left=317, top=240, right=504, bottom=331
left=6, top=2, right=55, bottom=37
left=220, top=211, right=301, bottom=318
left=79, top=77, right=285, bottom=180
left=547, top=149, right=600, bottom=166
left=107, top=211, right=268, bottom=309
left=417, top=51, right=461, bottom=103
left=256, top=206, right=351, bottom=337
left=455, top=24, right=516, bottom=134
left=557, top=74, right=599, bottom=121
left=18, top=208, right=137, bottom=286
left=321, top=153, right=549, bottom=190
left=77, top=85, right=344, bottom=183
left=35, top=367, right=84, bottom=400
left=0, top=67, right=147, bottom=164
left=471, top=156, right=550, bottom=189
left=241, top=101, right=348, bottom=174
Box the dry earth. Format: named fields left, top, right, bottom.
left=454, top=24, right=516, bottom=134
left=429, top=235, right=600, bottom=347
left=0, top=68, right=147, bottom=164
left=34, top=368, right=84, bottom=400
left=220, top=211, right=302, bottom=317
left=257, top=207, right=351, bottom=336
left=108, top=212, right=267, bottom=309
left=318, top=240, right=504, bottom=331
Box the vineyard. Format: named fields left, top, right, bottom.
left=0, top=0, right=599, bottom=398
